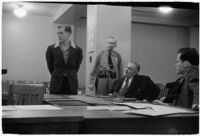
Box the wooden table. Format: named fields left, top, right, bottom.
left=2, top=107, right=83, bottom=134
left=2, top=94, right=199, bottom=134
left=80, top=109, right=198, bottom=134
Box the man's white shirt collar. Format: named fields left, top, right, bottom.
left=122, top=77, right=133, bottom=88
left=54, top=41, right=76, bottom=49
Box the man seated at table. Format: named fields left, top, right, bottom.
left=156, top=74, right=184, bottom=104
left=154, top=48, right=199, bottom=110
left=108, top=61, right=160, bottom=102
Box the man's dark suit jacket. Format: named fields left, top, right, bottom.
left=46, top=42, right=83, bottom=93
left=174, top=66, right=199, bottom=109
left=109, top=75, right=160, bottom=101
left=162, top=78, right=182, bottom=103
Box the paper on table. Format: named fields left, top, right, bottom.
left=2, top=106, right=19, bottom=111
left=44, top=94, right=68, bottom=99
left=14, top=105, right=62, bottom=111
left=122, top=104, right=196, bottom=116
left=2, top=112, right=13, bottom=117
left=114, top=102, right=153, bottom=109
left=69, top=95, right=112, bottom=105
left=87, top=105, right=131, bottom=111
left=104, top=97, right=137, bottom=102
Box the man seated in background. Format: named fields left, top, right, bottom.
left=154, top=48, right=199, bottom=110
left=108, top=61, right=160, bottom=102
left=156, top=74, right=184, bottom=104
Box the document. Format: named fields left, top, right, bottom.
left=114, top=102, right=153, bottom=109
left=44, top=94, right=68, bottom=99
left=87, top=105, right=131, bottom=111
left=69, top=95, right=112, bottom=105
left=104, top=97, right=137, bottom=102
left=2, top=106, right=18, bottom=111
left=14, top=105, right=62, bottom=111
left=119, top=102, right=197, bottom=116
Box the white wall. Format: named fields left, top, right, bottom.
left=2, top=13, right=54, bottom=82
left=2, top=12, right=86, bottom=88
left=131, top=23, right=189, bottom=83
left=2, top=9, right=198, bottom=87
left=190, top=26, right=199, bottom=51
left=74, top=19, right=87, bottom=87
left=85, top=5, right=131, bottom=94
left=97, top=5, right=131, bottom=67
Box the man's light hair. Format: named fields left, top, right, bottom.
left=106, top=36, right=117, bottom=48
left=130, top=61, right=140, bottom=72
left=58, top=26, right=72, bottom=33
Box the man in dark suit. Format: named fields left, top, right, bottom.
left=46, top=26, right=83, bottom=94
left=154, top=48, right=199, bottom=110
left=162, top=76, right=184, bottom=104
left=174, top=48, right=199, bottom=110
left=109, top=62, right=160, bottom=102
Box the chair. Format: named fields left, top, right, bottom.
left=2, top=80, right=10, bottom=95
left=8, top=84, right=45, bottom=105
left=156, top=83, right=168, bottom=100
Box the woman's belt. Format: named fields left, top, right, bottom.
left=98, top=70, right=117, bottom=78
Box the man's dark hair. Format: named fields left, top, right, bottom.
left=178, top=48, right=199, bottom=66
left=58, top=26, right=72, bottom=33
left=177, top=47, right=191, bottom=54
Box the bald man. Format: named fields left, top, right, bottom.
left=109, top=62, right=160, bottom=102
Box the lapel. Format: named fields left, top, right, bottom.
left=127, top=75, right=139, bottom=91
left=176, top=77, right=185, bottom=94
left=54, top=46, right=66, bottom=64
left=66, top=46, right=76, bottom=65
left=116, top=78, right=125, bottom=91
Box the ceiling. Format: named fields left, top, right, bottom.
left=132, top=7, right=199, bottom=20
left=2, top=2, right=199, bottom=25
left=55, top=4, right=87, bottom=24
left=2, top=2, right=62, bottom=17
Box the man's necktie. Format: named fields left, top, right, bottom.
left=177, top=77, right=184, bottom=84
left=120, top=78, right=129, bottom=96
left=108, top=51, right=114, bottom=69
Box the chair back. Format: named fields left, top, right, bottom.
left=156, top=83, right=167, bottom=99
left=8, top=84, right=45, bottom=105
left=2, top=80, right=10, bottom=95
